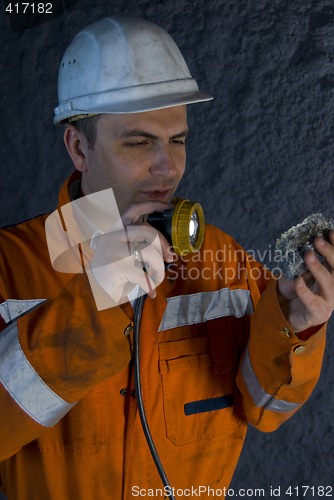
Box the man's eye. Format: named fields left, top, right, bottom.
left=172, top=139, right=186, bottom=146
left=124, top=141, right=148, bottom=148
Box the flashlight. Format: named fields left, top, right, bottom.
left=146, top=198, right=205, bottom=256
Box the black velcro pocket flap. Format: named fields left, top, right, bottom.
left=184, top=394, right=234, bottom=416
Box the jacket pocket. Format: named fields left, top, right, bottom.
left=158, top=336, right=243, bottom=446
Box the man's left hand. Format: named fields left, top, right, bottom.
left=277, top=231, right=334, bottom=332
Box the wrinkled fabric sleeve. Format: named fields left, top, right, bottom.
left=237, top=276, right=326, bottom=431
left=0, top=273, right=131, bottom=461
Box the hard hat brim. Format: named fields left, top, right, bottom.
left=54, top=88, right=213, bottom=124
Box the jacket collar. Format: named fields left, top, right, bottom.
left=57, top=171, right=82, bottom=208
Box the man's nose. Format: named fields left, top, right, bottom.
left=150, top=145, right=177, bottom=177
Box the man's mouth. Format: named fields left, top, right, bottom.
left=141, top=189, right=172, bottom=201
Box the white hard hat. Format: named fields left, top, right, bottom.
left=54, top=15, right=213, bottom=124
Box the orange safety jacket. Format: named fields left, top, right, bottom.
left=0, top=172, right=327, bottom=499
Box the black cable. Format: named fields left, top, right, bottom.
left=133, top=294, right=176, bottom=500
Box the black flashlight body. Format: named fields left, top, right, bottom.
left=146, top=209, right=174, bottom=245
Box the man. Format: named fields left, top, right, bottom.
left=0, top=15, right=333, bottom=499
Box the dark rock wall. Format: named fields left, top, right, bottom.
left=1, top=1, right=334, bottom=497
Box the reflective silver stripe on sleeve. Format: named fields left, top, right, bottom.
left=0, top=321, right=76, bottom=426
left=241, top=345, right=300, bottom=413
left=0, top=299, right=47, bottom=324
left=159, top=287, right=253, bottom=332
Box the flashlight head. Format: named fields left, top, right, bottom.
left=171, top=199, right=205, bottom=255
left=146, top=198, right=205, bottom=256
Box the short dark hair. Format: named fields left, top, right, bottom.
left=72, top=115, right=101, bottom=149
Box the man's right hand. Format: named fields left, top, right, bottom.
left=89, top=201, right=175, bottom=305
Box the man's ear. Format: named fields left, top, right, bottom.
left=63, top=125, right=89, bottom=172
